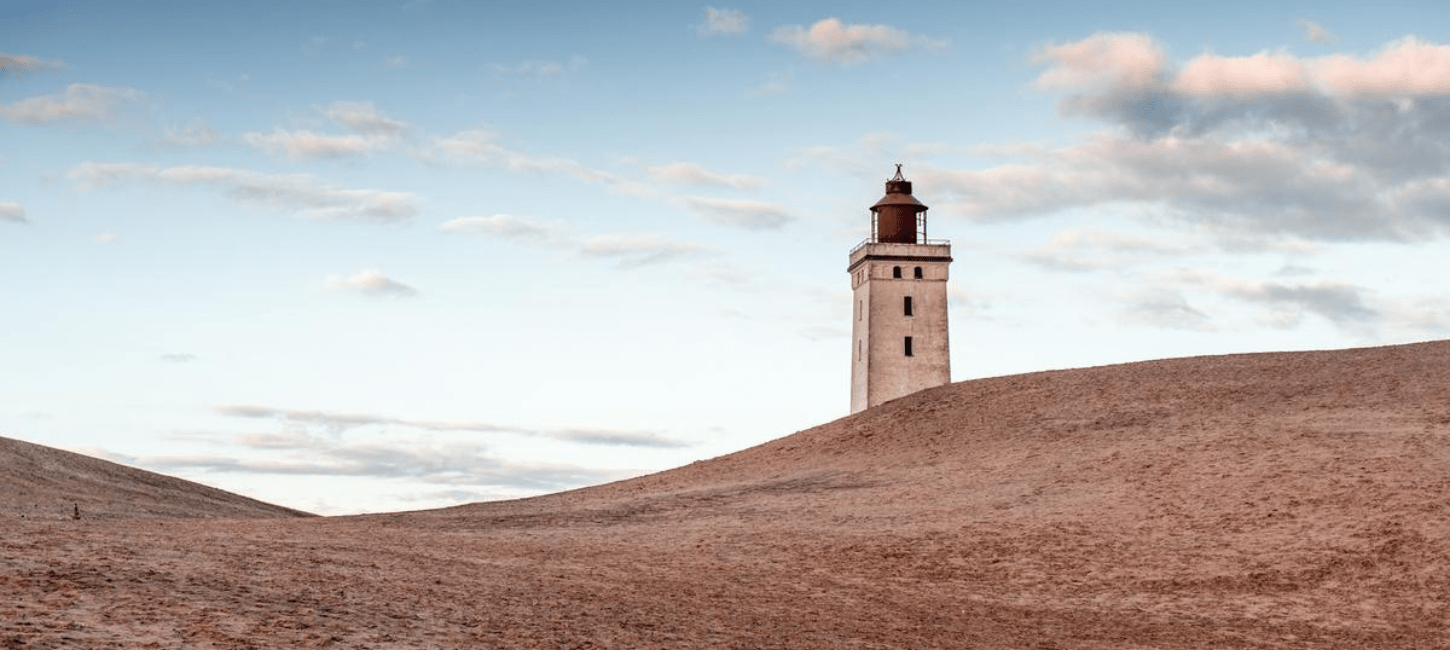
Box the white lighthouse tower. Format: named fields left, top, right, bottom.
left=848, top=166, right=952, bottom=413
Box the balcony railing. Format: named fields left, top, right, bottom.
left=848, top=237, right=951, bottom=258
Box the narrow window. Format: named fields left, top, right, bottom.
left=914, top=266, right=923, bottom=279
left=892, top=266, right=902, bottom=278
left=858, top=340, right=863, bottom=361
left=858, top=299, right=863, bottom=321
left=903, top=296, right=913, bottom=316
left=904, top=336, right=914, bottom=357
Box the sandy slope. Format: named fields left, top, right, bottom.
left=4, top=341, right=1449, bottom=648
left=0, top=435, right=312, bottom=520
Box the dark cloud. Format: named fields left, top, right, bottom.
left=928, top=33, right=1450, bottom=244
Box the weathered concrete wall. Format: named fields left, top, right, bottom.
left=848, top=243, right=951, bottom=413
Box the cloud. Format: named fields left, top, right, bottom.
left=493, top=56, right=588, bottom=77
left=244, top=101, right=407, bottom=159
left=1299, top=19, right=1338, bottom=44
left=1218, top=279, right=1378, bottom=328
left=68, top=162, right=420, bottom=223
left=441, top=214, right=709, bottom=268
left=770, top=17, right=944, bottom=64
left=578, top=234, right=711, bottom=268
left=245, top=129, right=375, bottom=159
left=386, top=55, right=408, bottom=69
left=645, top=161, right=762, bottom=190
left=424, top=129, right=656, bottom=197
left=162, top=119, right=221, bottom=146
left=0, top=52, right=63, bottom=71
left=438, top=214, right=568, bottom=243
left=1017, top=228, right=1184, bottom=272
left=698, top=7, right=747, bottom=36
left=159, top=353, right=198, bottom=363
left=1120, top=290, right=1213, bottom=330
left=681, top=196, right=795, bottom=230
left=924, top=32, right=1450, bottom=244
left=212, top=403, right=689, bottom=448
left=94, top=232, right=117, bottom=243
left=0, top=83, right=142, bottom=125
left=144, top=434, right=626, bottom=492
left=325, top=270, right=419, bottom=297
left=0, top=202, right=26, bottom=224
left=319, top=101, right=408, bottom=136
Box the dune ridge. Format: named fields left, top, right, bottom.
left=4, top=340, right=1449, bottom=648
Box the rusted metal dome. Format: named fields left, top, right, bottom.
left=871, top=165, right=928, bottom=244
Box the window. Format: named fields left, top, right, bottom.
left=858, top=340, right=863, bottom=361
left=858, top=299, right=863, bottom=321
left=904, top=336, right=914, bottom=357
left=892, top=266, right=902, bottom=278
left=903, top=296, right=913, bottom=316
left=914, top=266, right=923, bottom=279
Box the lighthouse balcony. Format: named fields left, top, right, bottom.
left=848, top=238, right=952, bottom=267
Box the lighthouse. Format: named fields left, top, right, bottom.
left=848, top=166, right=952, bottom=413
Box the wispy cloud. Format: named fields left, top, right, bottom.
left=325, top=270, right=419, bottom=298
left=1299, top=19, right=1338, bottom=43
left=439, top=214, right=709, bottom=268
left=577, top=234, right=711, bottom=268
left=1017, top=228, right=1185, bottom=272
left=438, top=214, right=569, bottom=243
left=681, top=196, right=795, bottom=230
left=0, top=52, right=64, bottom=71
left=244, top=101, right=407, bottom=160
left=770, top=17, right=945, bottom=65
left=68, top=162, right=419, bottom=223
left=697, top=7, right=748, bottom=36
left=162, top=119, right=222, bottom=147
left=424, top=129, right=656, bottom=197
left=94, top=232, right=117, bottom=243
left=144, top=434, right=627, bottom=492
left=645, top=161, right=763, bottom=190
left=493, top=56, right=588, bottom=77
left=0, top=83, right=142, bottom=125
left=0, top=202, right=26, bottom=225
left=212, top=403, right=689, bottom=448
left=159, top=353, right=198, bottom=363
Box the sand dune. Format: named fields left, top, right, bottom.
left=0, top=435, right=311, bottom=520
left=4, top=341, right=1449, bottom=648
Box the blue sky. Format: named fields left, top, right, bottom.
left=4, top=0, right=1449, bottom=514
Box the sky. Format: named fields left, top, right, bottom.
left=4, top=0, right=1449, bottom=515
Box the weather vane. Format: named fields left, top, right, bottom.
left=892, top=163, right=905, bottom=181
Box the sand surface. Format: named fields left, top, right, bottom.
left=4, top=341, right=1450, bottom=648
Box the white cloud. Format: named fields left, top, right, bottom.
left=698, top=7, right=748, bottom=36
left=386, top=55, right=408, bottom=69
left=245, top=129, right=375, bottom=159
left=1299, top=19, right=1338, bottom=44
left=94, top=232, right=118, bottom=243
left=325, top=270, right=419, bottom=298
left=162, top=119, right=221, bottom=147
left=770, top=17, right=943, bottom=65
left=0, top=52, right=63, bottom=71
left=681, top=196, right=795, bottom=230
left=646, top=161, right=762, bottom=190
left=438, top=214, right=568, bottom=243
left=319, top=100, right=408, bottom=136
left=577, top=234, right=710, bottom=268
left=244, top=101, right=407, bottom=160
left=69, top=162, right=420, bottom=223
left=425, top=129, right=656, bottom=197
left=0, top=202, right=26, bottom=224
left=0, top=83, right=141, bottom=125
left=159, top=353, right=197, bottom=363
left=493, top=56, right=587, bottom=77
